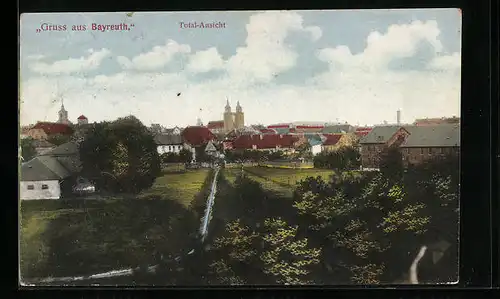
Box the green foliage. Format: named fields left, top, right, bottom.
left=259, top=217, right=321, bottom=285
left=47, top=133, right=71, bottom=146
left=20, top=137, right=37, bottom=161
left=161, top=149, right=192, bottom=164
left=379, top=146, right=403, bottom=181
left=79, top=116, right=161, bottom=193
left=313, top=147, right=360, bottom=170
left=224, top=149, right=286, bottom=163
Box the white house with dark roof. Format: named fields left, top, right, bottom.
left=20, top=142, right=83, bottom=200
left=154, top=133, right=188, bottom=154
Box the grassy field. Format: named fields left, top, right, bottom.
left=139, top=169, right=210, bottom=207
left=20, top=168, right=212, bottom=281
left=241, top=167, right=335, bottom=198
left=222, top=166, right=336, bottom=198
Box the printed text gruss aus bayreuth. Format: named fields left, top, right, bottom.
left=179, top=21, right=226, bottom=29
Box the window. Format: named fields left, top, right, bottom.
left=42, top=184, right=49, bottom=190
left=428, top=148, right=433, bottom=155
left=420, top=148, right=424, bottom=155
left=438, top=148, right=443, bottom=154
left=27, top=185, right=34, bottom=190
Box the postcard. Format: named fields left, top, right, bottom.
left=19, top=9, right=461, bottom=286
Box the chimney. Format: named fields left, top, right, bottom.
left=397, top=109, right=401, bottom=125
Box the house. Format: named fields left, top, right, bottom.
left=267, top=124, right=292, bottom=134
left=207, top=121, right=225, bottom=134
left=20, top=125, right=33, bottom=139
left=320, top=134, right=343, bottom=152
left=307, top=137, right=323, bottom=156
left=354, top=127, right=373, bottom=138
left=400, top=125, right=460, bottom=166
left=154, top=134, right=187, bottom=155
left=165, top=126, right=182, bottom=135
left=181, top=126, right=216, bottom=147
left=33, top=139, right=56, bottom=155
left=77, top=115, right=89, bottom=125
left=321, top=124, right=355, bottom=134
left=27, top=122, right=73, bottom=140
left=232, top=134, right=299, bottom=154
left=20, top=142, right=82, bottom=200
left=20, top=156, right=67, bottom=200
left=359, top=126, right=411, bottom=169
left=205, top=140, right=218, bottom=156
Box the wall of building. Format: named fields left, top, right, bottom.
left=20, top=180, right=61, bottom=200
left=402, top=147, right=459, bottom=166
left=360, top=144, right=385, bottom=168
left=311, top=144, right=322, bottom=156
left=157, top=144, right=183, bottom=155
left=27, top=129, right=48, bottom=140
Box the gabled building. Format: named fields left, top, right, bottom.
left=207, top=121, right=225, bottom=134
left=181, top=126, right=216, bottom=147
left=359, top=126, right=410, bottom=169
left=400, top=125, right=460, bottom=166
left=20, top=142, right=83, bottom=200
left=32, top=139, right=56, bottom=155
left=321, top=124, right=355, bottom=134
left=165, top=126, right=182, bottom=135
left=154, top=133, right=187, bottom=155
left=27, top=122, right=74, bottom=140
left=232, top=134, right=300, bottom=154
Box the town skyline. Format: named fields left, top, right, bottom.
left=20, top=9, right=461, bottom=127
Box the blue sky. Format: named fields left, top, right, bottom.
left=19, top=9, right=461, bottom=127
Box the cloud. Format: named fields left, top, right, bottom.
left=186, top=47, right=225, bottom=73
left=28, top=48, right=111, bottom=74
left=117, top=39, right=191, bottom=71
left=317, top=20, right=443, bottom=71
left=20, top=13, right=460, bottom=128
left=428, top=52, right=461, bottom=70
left=225, top=11, right=323, bottom=82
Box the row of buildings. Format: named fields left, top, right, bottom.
left=151, top=102, right=459, bottom=169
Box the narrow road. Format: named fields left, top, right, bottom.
left=23, top=166, right=222, bottom=286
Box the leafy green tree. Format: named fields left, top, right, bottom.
left=378, top=146, right=403, bottom=181
left=259, top=217, right=321, bottom=285
left=79, top=116, right=161, bottom=193
left=47, top=133, right=71, bottom=146
left=20, top=137, right=37, bottom=161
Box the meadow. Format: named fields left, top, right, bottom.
left=20, top=168, right=212, bottom=281
left=236, top=166, right=336, bottom=198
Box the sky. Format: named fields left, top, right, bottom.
left=19, top=9, right=461, bottom=127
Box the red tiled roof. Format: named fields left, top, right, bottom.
left=322, top=134, right=342, bottom=146
left=355, top=131, right=370, bottom=137
left=259, top=128, right=277, bottom=134
left=182, top=126, right=216, bottom=146
left=78, top=115, right=88, bottom=120
left=232, top=134, right=298, bottom=150
left=207, top=121, right=224, bottom=129
left=356, top=127, right=372, bottom=131
left=296, top=125, right=324, bottom=129
left=32, top=122, right=73, bottom=135
left=268, top=125, right=290, bottom=129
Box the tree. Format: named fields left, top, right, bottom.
left=20, top=137, right=37, bottom=161
left=47, top=133, right=71, bottom=146
left=378, top=146, right=403, bottom=181
left=179, top=149, right=192, bottom=163
left=79, top=116, right=161, bottom=193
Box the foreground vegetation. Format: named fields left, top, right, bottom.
left=139, top=152, right=459, bottom=285
left=20, top=169, right=212, bottom=280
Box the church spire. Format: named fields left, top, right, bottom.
left=236, top=100, right=242, bottom=113
left=225, top=96, right=231, bottom=112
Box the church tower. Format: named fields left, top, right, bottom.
left=234, top=101, right=244, bottom=129
left=57, top=99, right=70, bottom=124
left=223, top=98, right=234, bottom=132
